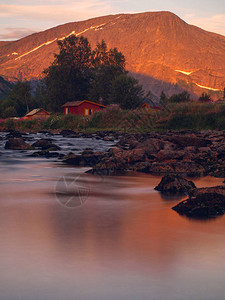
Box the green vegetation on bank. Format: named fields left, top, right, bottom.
left=1, top=102, right=224, bottom=132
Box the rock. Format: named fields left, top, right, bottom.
left=169, top=135, right=212, bottom=148
left=31, top=151, right=61, bottom=158
left=116, top=135, right=139, bottom=150
left=155, top=150, right=185, bottom=161
left=6, top=130, right=23, bottom=139
left=149, top=161, right=206, bottom=177
left=5, top=138, right=31, bottom=150
left=60, top=129, right=76, bottom=137
left=173, top=161, right=206, bottom=177
left=154, top=174, right=196, bottom=195
left=132, top=162, right=152, bottom=173
left=103, top=136, right=114, bottom=141
left=32, top=139, right=61, bottom=150
left=86, top=158, right=127, bottom=175
left=81, top=150, right=94, bottom=155
left=140, top=138, right=165, bottom=156
left=63, top=151, right=107, bottom=167
left=172, top=186, right=225, bottom=218
left=38, top=130, right=53, bottom=135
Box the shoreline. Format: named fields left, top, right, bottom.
left=1, top=128, right=225, bottom=218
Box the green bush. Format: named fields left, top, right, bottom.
left=5, top=119, right=16, bottom=130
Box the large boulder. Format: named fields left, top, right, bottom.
left=154, top=174, right=196, bottom=195
left=5, top=138, right=31, bottom=150
left=63, top=151, right=107, bottom=167
left=60, top=129, right=76, bottom=137
left=155, top=150, right=185, bottom=162
left=172, top=186, right=225, bottom=218
left=168, top=135, right=212, bottom=148
left=32, top=139, right=60, bottom=151
left=86, top=158, right=127, bottom=176
left=148, top=161, right=206, bottom=177
left=140, top=138, right=165, bottom=156
left=6, top=130, right=23, bottom=139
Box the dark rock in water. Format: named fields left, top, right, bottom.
left=60, top=129, right=76, bottom=137
left=172, top=186, right=225, bottom=218
left=86, top=157, right=128, bottom=176
left=32, top=139, right=60, bottom=150
left=81, top=150, right=94, bottom=155
left=38, top=130, right=53, bottom=135
left=155, top=174, right=196, bottom=195
left=63, top=151, right=106, bottom=167
left=149, top=161, right=206, bottom=177
left=133, top=162, right=152, bottom=173
left=140, top=138, right=165, bottom=155
left=6, top=130, right=22, bottom=139
left=103, top=136, right=114, bottom=141
left=5, top=138, right=31, bottom=150
left=155, top=149, right=185, bottom=161
left=168, top=135, right=212, bottom=148
left=30, top=150, right=61, bottom=158
left=208, top=164, right=225, bottom=178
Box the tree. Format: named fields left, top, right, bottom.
left=44, top=35, right=93, bottom=111
left=198, top=92, right=211, bottom=103
left=160, top=91, right=168, bottom=106
left=3, top=81, right=32, bottom=117
left=43, top=36, right=142, bottom=110
left=169, top=91, right=191, bottom=103
left=3, top=106, right=17, bottom=118
left=108, top=74, right=144, bottom=109
left=88, top=40, right=126, bottom=105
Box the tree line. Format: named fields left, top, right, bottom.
left=0, top=35, right=224, bottom=118
left=0, top=36, right=146, bottom=117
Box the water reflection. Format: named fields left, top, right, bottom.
left=0, top=145, right=225, bottom=300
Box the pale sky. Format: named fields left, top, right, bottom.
left=0, top=0, right=225, bottom=41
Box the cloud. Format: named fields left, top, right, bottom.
left=184, top=14, right=225, bottom=36
left=0, top=27, right=37, bottom=40
left=0, top=1, right=112, bottom=23
left=0, top=1, right=114, bottom=40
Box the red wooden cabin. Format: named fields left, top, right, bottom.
left=61, top=100, right=106, bottom=116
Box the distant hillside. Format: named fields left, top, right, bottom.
left=0, top=11, right=224, bottom=97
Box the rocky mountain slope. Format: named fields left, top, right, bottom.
left=0, top=11, right=224, bottom=97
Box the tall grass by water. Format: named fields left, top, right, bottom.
left=0, top=102, right=225, bottom=132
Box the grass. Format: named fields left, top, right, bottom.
left=0, top=102, right=225, bottom=132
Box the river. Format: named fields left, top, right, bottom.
left=0, top=132, right=225, bottom=300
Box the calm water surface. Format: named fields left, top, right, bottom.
left=0, top=133, right=225, bottom=300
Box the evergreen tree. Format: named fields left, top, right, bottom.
left=89, top=40, right=126, bottom=105
left=44, top=35, right=92, bottom=111
left=3, top=81, right=32, bottom=117
left=169, top=91, right=191, bottom=103
left=109, top=74, right=144, bottom=109
left=198, top=92, right=211, bottom=103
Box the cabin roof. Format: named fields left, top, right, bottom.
left=25, top=108, right=49, bottom=116
left=142, top=98, right=161, bottom=108
left=61, top=100, right=106, bottom=108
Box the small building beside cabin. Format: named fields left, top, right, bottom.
left=141, top=98, right=162, bottom=110
left=61, top=100, right=106, bottom=116
left=24, top=108, right=50, bottom=120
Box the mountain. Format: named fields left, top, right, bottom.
left=0, top=11, right=224, bottom=98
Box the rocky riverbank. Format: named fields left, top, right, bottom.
left=1, top=129, right=225, bottom=218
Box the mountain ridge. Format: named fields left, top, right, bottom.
left=0, top=11, right=224, bottom=97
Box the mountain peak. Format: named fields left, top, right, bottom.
left=0, top=11, right=224, bottom=97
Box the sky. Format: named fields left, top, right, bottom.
left=0, top=0, right=225, bottom=41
